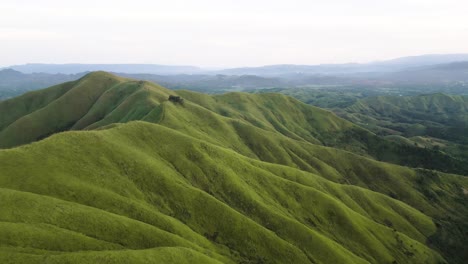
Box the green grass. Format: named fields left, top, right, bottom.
left=0, top=122, right=457, bottom=263
left=1, top=72, right=466, bottom=174
left=337, top=93, right=468, bottom=160
left=343, top=93, right=468, bottom=138
left=0, top=72, right=467, bottom=263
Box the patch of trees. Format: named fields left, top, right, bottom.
left=168, top=95, right=184, bottom=104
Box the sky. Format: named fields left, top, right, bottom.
left=1, top=0, right=468, bottom=67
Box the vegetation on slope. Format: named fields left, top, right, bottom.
left=0, top=72, right=467, bottom=263
left=1, top=121, right=466, bottom=263
left=252, top=89, right=468, bottom=174
left=333, top=93, right=468, bottom=163
left=176, top=90, right=468, bottom=175
left=341, top=93, right=468, bottom=142
left=1, top=72, right=466, bottom=174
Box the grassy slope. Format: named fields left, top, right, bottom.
left=340, top=93, right=468, bottom=144
left=334, top=93, right=468, bottom=170
left=173, top=90, right=468, bottom=175
left=0, top=72, right=172, bottom=148
left=0, top=72, right=467, bottom=263
left=2, top=121, right=465, bottom=263
left=252, top=89, right=468, bottom=173
left=1, top=72, right=466, bottom=175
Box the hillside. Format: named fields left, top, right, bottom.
left=335, top=94, right=468, bottom=161
left=4, top=54, right=468, bottom=76
left=0, top=72, right=467, bottom=263
left=342, top=93, right=468, bottom=138
left=265, top=89, right=468, bottom=170
left=1, top=72, right=467, bottom=174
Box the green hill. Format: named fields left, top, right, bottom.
left=1, top=72, right=346, bottom=147
left=335, top=93, right=468, bottom=162
left=1, top=72, right=466, bottom=174
left=0, top=72, right=467, bottom=263
left=341, top=93, right=468, bottom=140
left=254, top=89, right=468, bottom=172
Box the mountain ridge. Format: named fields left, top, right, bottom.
left=4, top=54, right=468, bottom=75
left=2, top=72, right=466, bottom=175
left=0, top=72, right=467, bottom=263
left=1, top=118, right=466, bottom=263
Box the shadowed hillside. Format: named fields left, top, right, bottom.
left=341, top=93, right=468, bottom=142
left=0, top=72, right=467, bottom=263
left=334, top=94, right=468, bottom=165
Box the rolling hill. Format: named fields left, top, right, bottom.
left=1, top=72, right=467, bottom=174
left=342, top=93, right=468, bottom=140
left=0, top=72, right=467, bottom=263
left=335, top=93, right=468, bottom=162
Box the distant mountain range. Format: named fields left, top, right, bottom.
left=1, top=54, right=468, bottom=100
left=1, top=63, right=202, bottom=75
left=3, top=54, right=468, bottom=75
left=384, top=61, right=468, bottom=83
left=216, top=54, right=468, bottom=76
left=0, top=69, right=85, bottom=99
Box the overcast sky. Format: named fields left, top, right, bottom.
left=1, top=0, right=467, bottom=67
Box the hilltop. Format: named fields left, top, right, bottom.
left=3, top=54, right=468, bottom=100
left=1, top=72, right=467, bottom=175
left=0, top=72, right=467, bottom=263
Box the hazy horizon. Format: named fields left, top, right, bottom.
left=2, top=0, right=468, bottom=68
left=2, top=52, right=468, bottom=70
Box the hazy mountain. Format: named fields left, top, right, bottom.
left=215, top=54, right=468, bottom=76
left=3, top=63, right=202, bottom=75
left=429, top=61, right=468, bottom=70
left=2, top=54, right=468, bottom=100
left=1, top=72, right=467, bottom=263
left=3, top=54, right=468, bottom=76
left=2, top=65, right=468, bottom=102
left=383, top=61, right=468, bottom=83
left=0, top=69, right=84, bottom=100
left=116, top=73, right=286, bottom=92
left=371, top=54, right=468, bottom=69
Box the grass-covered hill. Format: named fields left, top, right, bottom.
left=341, top=93, right=468, bottom=141
left=0, top=71, right=349, bottom=148
left=334, top=93, right=468, bottom=162
left=1, top=72, right=466, bottom=175
left=0, top=72, right=467, bottom=263
left=251, top=89, right=468, bottom=172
